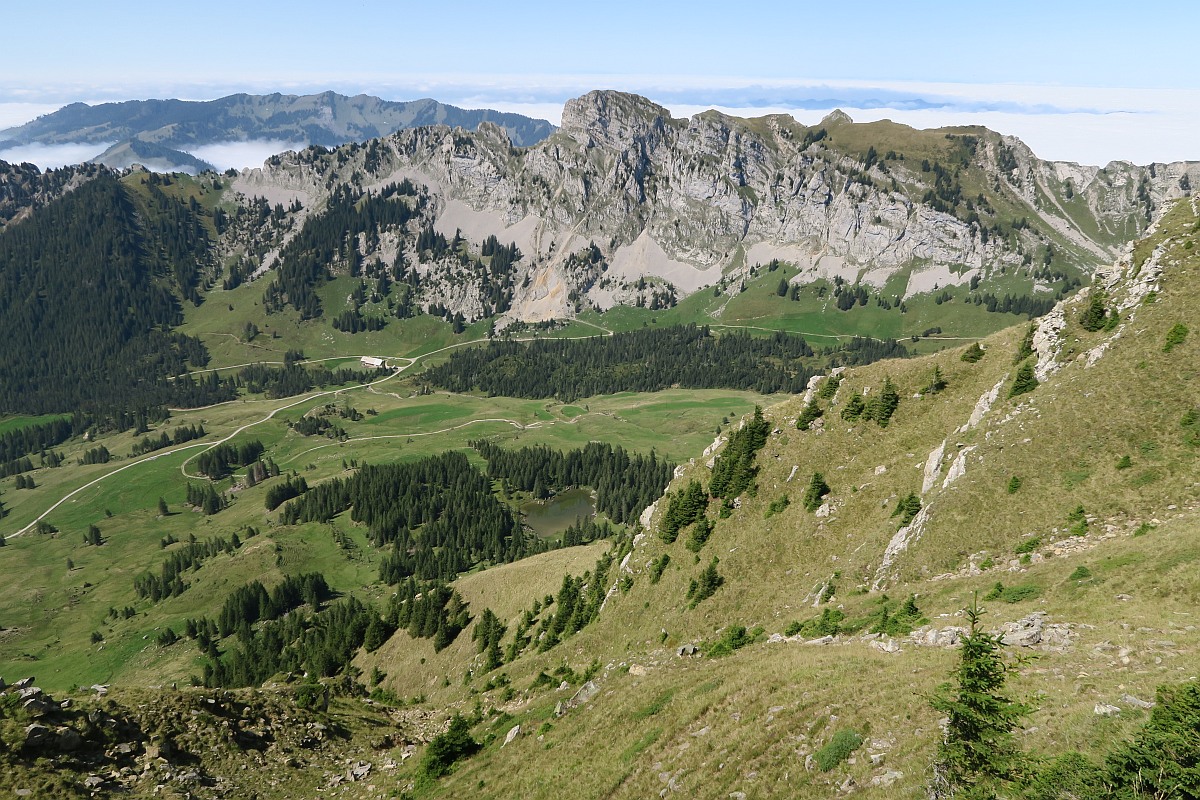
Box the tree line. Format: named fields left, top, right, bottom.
left=133, top=533, right=241, bottom=603
left=423, top=324, right=819, bottom=400
left=280, top=451, right=532, bottom=584
left=471, top=439, right=673, bottom=525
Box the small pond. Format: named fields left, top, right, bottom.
left=521, top=488, right=597, bottom=539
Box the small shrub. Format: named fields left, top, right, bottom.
left=648, top=554, right=671, bottom=584
left=1079, top=292, right=1110, bottom=332
left=685, top=518, right=714, bottom=552
left=870, top=594, right=926, bottom=637
left=961, top=342, right=985, bottom=363
left=764, top=495, right=790, bottom=519
left=419, top=714, right=480, bottom=782
left=985, top=582, right=1042, bottom=603
left=891, top=492, right=922, bottom=526
left=841, top=393, right=866, bottom=421
left=1163, top=322, right=1189, bottom=352
left=706, top=625, right=758, bottom=658
left=796, top=401, right=823, bottom=431
left=863, top=376, right=900, bottom=427
left=814, top=729, right=863, bottom=772
left=1014, top=324, right=1036, bottom=363
left=1067, top=505, right=1088, bottom=536
left=798, top=608, right=844, bottom=638
left=924, top=365, right=948, bottom=394
left=686, top=557, right=723, bottom=608
left=1132, top=522, right=1156, bottom=537
left=978, top=557, right=994, bottom=571
left=1014, top=536, right=1042, bottom=555
left=1006, top=475, right=1022, bottom=494
left=1116, top=454, right=1133, bottom=470
left=1069, top=565, right=1092, bottom=581
left=1009, top=361, right=1038, bottom=398
left=817, top=373, right=842, bottom=400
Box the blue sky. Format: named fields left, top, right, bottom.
left=2, top=1, right=1197, bottom=166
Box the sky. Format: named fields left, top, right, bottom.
left=1, top=0, right=1197, bottom=168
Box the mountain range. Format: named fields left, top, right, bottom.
left=0, top=91, right=557, bottom=172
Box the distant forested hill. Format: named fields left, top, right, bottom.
left=0, top=172, right=226, bottom=413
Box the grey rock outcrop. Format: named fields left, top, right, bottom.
left=232, top=90, right=1196, bottom=325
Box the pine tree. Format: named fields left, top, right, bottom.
left=864, top=376, right=900, bottom=427
left=929, top=597, right=1031, bottom=799
left=158, top=497, right=169, bottom=516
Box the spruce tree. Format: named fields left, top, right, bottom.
left=929, top=598, right=1030, bottom=799
left=1078, top=291, right=1108, bottom=332
left=803, top=472, right=831, bottom=511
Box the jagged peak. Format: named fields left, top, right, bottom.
left=559, top=90, right=674, bottom=148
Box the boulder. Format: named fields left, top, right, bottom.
left=870, top=770, right=903, bottom=787
left=56, top=727, right=83, bottom=751
left=22, top=724, right=52, bottom=749
left=503, top=724, right=521, bottom=746
left=567, top=680, right=600, bottom=709
left=22, top=698, right=50, bottom=717
left=1094, top=703, right=1121, bottom=717
left=1000, top=612, right=1046, bottom=647
left=1119, top=694, right=1155, bottom=710
left=676, top=644, right=698, bottom=657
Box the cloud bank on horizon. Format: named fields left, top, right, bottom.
left=0, top=76, right=1195, bottom=170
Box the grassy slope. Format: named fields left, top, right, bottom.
left=0, top=196, right=1189, bottom=796
left=371, top=200, right=1200, bottom=798
left=0, top=377, right=771, bottom=689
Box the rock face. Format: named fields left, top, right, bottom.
left=233, top=90, right=1197, bottom=324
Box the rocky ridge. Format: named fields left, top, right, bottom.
left=230, top=90, right=1199, bottom=324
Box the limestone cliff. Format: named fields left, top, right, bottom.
left=230, top=90, right=1199, bottom=323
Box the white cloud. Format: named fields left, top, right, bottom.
left=0, top=102, right=62, bottom=130
left=3, top=76, right=1197, bottom=167
left=0, top=142, right=108, bottom=169
left=183, top=140, right=307, bottom=171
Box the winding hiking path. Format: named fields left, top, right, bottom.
left=5, top=329, right=618, bottom=540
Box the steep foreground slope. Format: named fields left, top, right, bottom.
left=357, top=198, right=1200, bottom=798
left=2, top=196, right=1197, bottom=798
